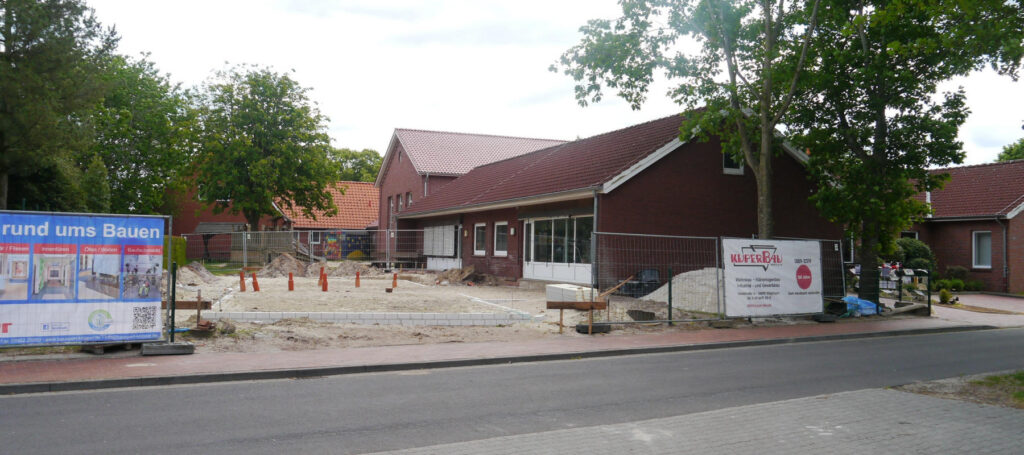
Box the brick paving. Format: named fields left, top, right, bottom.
left=371, top=389, right=1024, bottom=455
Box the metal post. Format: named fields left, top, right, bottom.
left=927, top=269, right=932, bottom=316
left=668, top=266, right=673, bottom=326
left=386, top=229, right=391, bottom=270
left=242, top=232, right=248, bottom=270
left=170, top=262, right=177, bottom=342
left=591, top=231, right=598, bottom=303
left=715, top=238, right=723, bottom=318
left=166, top=216, right=173, bottom=338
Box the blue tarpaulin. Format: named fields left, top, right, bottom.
left=842, top=296, right=879, bottom=316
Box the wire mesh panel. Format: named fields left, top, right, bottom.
left=183, top=229, right=418, bottom=269
left=594, top=232, right=722, bottom=321
left=818, top=239, right=846, bottom=300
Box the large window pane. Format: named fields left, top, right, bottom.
left=973, top=231, right=991, bottom=268
left=574, top=217, right=593, bottom=264
left=474, top=224, right=486, bottom=255
left=535, top=220, right=551, bottom=262
left=553, top=219, right=567, bottom=263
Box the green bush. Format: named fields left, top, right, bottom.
left=932, top=279, right=950, bottom=291
left=945, top=265, right=969, bottom=281
left=948, top=279, right=965, bottom=292
left=939, top=288, right=952, bottom=304
left=965, top=280, right=986, bottom=291
left=905, top=257, right=932, bottom=272
left=163, top=236, right=187, bottom=269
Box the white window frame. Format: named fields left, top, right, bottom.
left=473, top=223, right=487, bottom=256
left=723, top=153, right=744, bottom=175
left=972, top=231, right=992, bottom=269
left=493, top=222, right=509, bottom=257
left=900, top=231, right=919, bottom=239
left=406, top=192, right=412, bottom=207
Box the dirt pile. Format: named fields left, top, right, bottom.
left=174, top=266, right=203, bottom=286
left=436, top=266, right=475, bottom=284
left=641, top=267, right=723, bottom=314
left=329, top=261, right=377, bottom=277
left=259, top=253, right=308, bottom=278
left=184, top=262, right=219, bottom=284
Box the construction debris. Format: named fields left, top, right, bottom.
left=184, top=262, right=219, bottom=284
left=259, top=253, right=308, bottom=278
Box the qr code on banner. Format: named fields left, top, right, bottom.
left=133, top=306, right=158, bottom=330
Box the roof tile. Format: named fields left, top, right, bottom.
left=394, top=129, right=566, bottom=176
left=927, top=160, right=1024, bottom=218
left=280, top=182, right=379, bottom=229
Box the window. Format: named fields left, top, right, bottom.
left=534, top=220, right=552, bottom=262
left=900, top=231, right=918, bottom=239
left=494, top=222, right=509, bottom=257
left=406, top=192, right=412, bottom=207
left=397, top=194, right=403, bottom=212
left=423, top=225, right=457, bottom=257
left=573, top=216, right=594, bottom=263
left=474, top=223, right=487, bottom=256
left=524, top=222, right=532, bottom=262
left=723, top=153, right=743, bottom=175
left=973, top=231, right=992, bottom=269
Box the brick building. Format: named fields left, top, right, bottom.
left=397, top=114, right=841, bottom=284
left=909, top=160, right=1024, bottom=293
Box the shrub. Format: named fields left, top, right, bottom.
left=945, top=265, right=969, bottom=281
left=163, top=236, right=187, bottom=269
left=932, top=279, right=950, bottom=291
left=939, top=288, right=952, bottom=304
left=948, top=279, right=965, bottom=292
left=965, top=280, right=986, bottom=291
left=905, top=257, right=932, bottom=272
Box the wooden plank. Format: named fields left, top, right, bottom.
left=596, top=275, right=634, bottom=302
left=161, top=300, right=212, bottom=310
left=546, top=301, right=607, bottom=310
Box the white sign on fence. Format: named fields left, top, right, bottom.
left=723, top=238, right=823, bottom=317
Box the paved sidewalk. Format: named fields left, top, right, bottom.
left=370, top=389, right=1024, bottom=454
left=0, top=316, right=992, bottom=394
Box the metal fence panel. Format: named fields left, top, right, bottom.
left=593, top=232, right=722, bottom=321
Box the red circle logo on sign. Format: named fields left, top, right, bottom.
left=796, top=265, right=812, bottom=289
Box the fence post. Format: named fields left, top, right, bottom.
left=716, top=237, right=723, bottom=318
left=386, top=229, right=391, bottom=270
left=667, top=266, right=673, bottom=326
left=242, top=232, right=248, bottom=270
left=591, top=232, right=598, bottom=302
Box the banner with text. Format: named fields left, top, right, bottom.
left=723, top=238, right=823, bottom=317
left=0, top=212, right=164, bottom=346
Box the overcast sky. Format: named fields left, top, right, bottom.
left=89, top=0, right=1023, bottom=166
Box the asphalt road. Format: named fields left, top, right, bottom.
left=3, top=328, right=1023, bottom=455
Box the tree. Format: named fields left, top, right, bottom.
left=81, top=154, right=110, bottom=213
left=335, top=148, right=382, bottom=182
left=0, top=0, right=118, bottom=209
left=196, top=65, right=341, bottom=229
left=997, top=138, right=1024, bottom=162
left=789, top=0, right=1024, bottom=302
left=92, top=54, right=197, bottom=214
left=552, top=0, right=822, bottom=239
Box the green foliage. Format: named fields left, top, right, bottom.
left=195, top=65, right=341, bottom=228
left=551, top=0, right=825, bottom=239
left=939, top=288, right=952, bottom=304
left=932, top=279, right=949, bottom=292
left=948, top=279, right=965, bottom=292
left=964, top=280, right=985, bottom=292
left=905, top=257, right=932, bottom=271
left=81, top=155, right=111, bottom=213
left=163, top=236, right=187, bottom=270
left=335, top=148, right=382, bottom=182
left=790, top=0, right=1024, bottom=302
left=0, top=0, right=118, bottom=209
left=92, top=54, right=197, bottom=215
left=996, top=138, right=1024, bottom=162
left=945, top=265, right=969, bottom=281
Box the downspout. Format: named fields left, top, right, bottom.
left=592, top=190, right=599, bottom=301
left=424, top=173, right=430, bottom=197
left=995, top=217, right=1008, bottom=292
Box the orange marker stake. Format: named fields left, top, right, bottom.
left=239, top=271, right=246, bottom=292
left=392, top=273, right=398, bottom=288
left=251, top=273, right=260, bottom=292
left=322, top=273, right=328, bottom=292
left=288, top=273, right=294, bottom=291
left=355, top=271, right=360, bottom=288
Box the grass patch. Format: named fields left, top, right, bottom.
left=970, top=371, right=1024, bottom=404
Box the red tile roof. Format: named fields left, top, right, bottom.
left=402, top=114, right=685, bottom=216
left=393, top=129, right=567, bottom=176
left=279, top=181, right=379, bottom=229
left=926, top=160, right=1024, bottom=218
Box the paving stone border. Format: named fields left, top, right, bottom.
left=202, top=311, right=536, bottom=326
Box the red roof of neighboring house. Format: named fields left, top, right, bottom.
left=401, top=114, right=686, bottom=216
left=279, top=181, right=379, bottom=229
left=924, top=160, right=1024, bottom=218
left=374, top=129, right=567, bottom=185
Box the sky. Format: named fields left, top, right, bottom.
left=89, top=0, right=1023, bottom=166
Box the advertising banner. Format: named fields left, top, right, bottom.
left=0, top=212, right=164, bottom=346
left=723, top=238, right=823, bottom=317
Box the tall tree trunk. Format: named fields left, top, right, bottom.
left=0, top=171, right=7, bottom=210
left=858, top=221, right=881, bottom=304
left=757, top=126, right=775, bottom=239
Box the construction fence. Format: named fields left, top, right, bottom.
left=181, top=229, right=427, bottom=269
left=182, top=229, right=844, bottom=320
